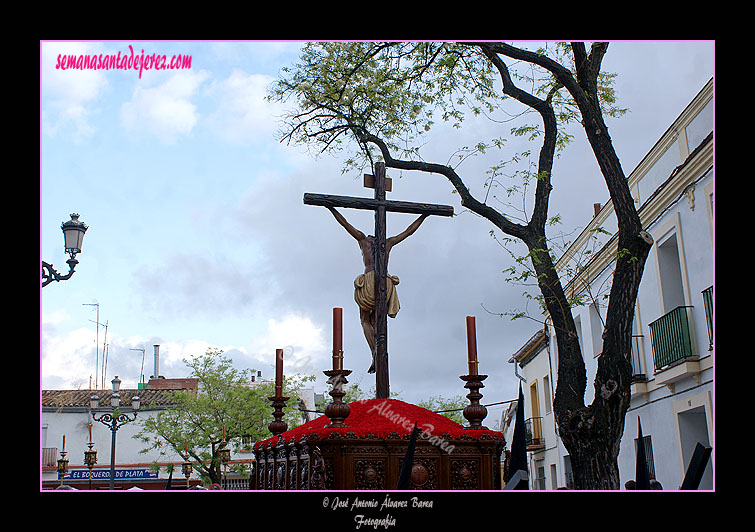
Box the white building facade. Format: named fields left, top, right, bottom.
left=42, top=382, right=205, bottom=490
left=511, top=79, right=714, bottom=490
left=42, top=377, right=319, bottom=490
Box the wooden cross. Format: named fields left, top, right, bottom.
left=304, top=162, right=454, bottom=399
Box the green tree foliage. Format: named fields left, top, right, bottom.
left=317, top=381, right=467, bottom=425
left=270, top=42, right=652, bottom=490
left=135, top=348, right=313, bottom=485
left=416, top=395, right=467, bottom=425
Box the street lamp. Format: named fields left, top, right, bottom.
left=56, top=435, right=69, bottom=488
left=90, top=376, right=140, bottom=489
left=181, top=457, right=193, bottom=489
left=83, top=423, right=98, bottom=490
left=42, top=213, right=88, bottom=287
left=218, top=440, right=231, bottom=489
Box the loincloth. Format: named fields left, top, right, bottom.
left=354, top=270, right=400, bottom=318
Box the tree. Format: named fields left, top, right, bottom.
left=322, top=381, right=466, bottom=424
left=416, top=395, right=467, bottom=425
left=135, top=348, right=313, bottom=485
left=270, top=42, right=653, bottom=489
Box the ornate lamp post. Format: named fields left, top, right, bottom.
left=56, top=435, right=69, bottom=488
left=90, top=376, right=140, bottom=489
left=181, top=438, right=193, bottom=489
left=42, top=213, right=88, bottom=287
left=83, top=423, right=98, bottom=490
left=181, top=458, right=193, bottom=489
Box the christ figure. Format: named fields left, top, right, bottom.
left=326, top=206, right=428, bottom=373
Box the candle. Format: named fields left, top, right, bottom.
left=62, top=434, right=66, bottom=452
left=466, top=316, right=478, bottom=375
left=222, top=424, right=226, bottom=441
left=333, top=307, right=343, bottom=370
left=88, top=424, right=92, bottom=443
left=275, top=348, right=283, bottom=397
left=184, top=438, right=188, bottom=454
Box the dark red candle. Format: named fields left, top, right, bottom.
left=275, top=348, right=283, bottom=397
left=333, top=307, right=343, bottom=370
left=466, top=316, right=478, bottom=375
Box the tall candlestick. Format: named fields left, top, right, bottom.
left=275, top=348, right=283, bottom=397
left=333, top=307, right=343, bottom=370
left=466, top=316, right=478, bottom=375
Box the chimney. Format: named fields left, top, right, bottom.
left=593, top=203, right=602, bottom=217
left=153, top=344, right=160, bottom=379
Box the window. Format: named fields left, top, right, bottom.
left=704, top=177, right=714, bottom=243
left=589, top=302, right=604, bottom=358
left=528, top=380, right=543, bottom=448
left=535, top=459, right=546, bottom=490
left=550, top=463, right=558, bottom=490
left=529, top=380, right=541, bottom=421
left=630, top=311, right=646, bottom=381
left=543, top=375, right=552, bottom=414
left=673, top=393, right=713, bottom=490
left=653, top=216, right=689, bottom=314
left=657, top=230, right=686, bottom=313
left=651, top=217, right=695, bottom=369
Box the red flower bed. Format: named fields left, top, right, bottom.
left=254, top=398, right=502, bottom=450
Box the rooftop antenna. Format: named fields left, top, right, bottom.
left=130, top=347, right=146, bottom=386
left=103, top=341, right=109, bottom=389
left=100, top=320, right=109, bottom=389
left=82, top=303, right=100, bottom=389
left=89, top=317, right=109, bottom=389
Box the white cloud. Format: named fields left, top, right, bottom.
left=121, top=69, right=210, bottom=143
left=131, top=251, right=272, bottom=319
left=41, top=327, right=98, bottom=389
left=42, top=308, right=71, bottom=327
left=205, top=69, right=285, bottom=144
left=41, top=42, right=109, bottom=140
left=247, top=314, right=327, bottom=376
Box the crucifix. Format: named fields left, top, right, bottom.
left=304, top=162, right=453, bottom=399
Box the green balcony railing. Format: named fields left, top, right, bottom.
left=649, top=306, right=695, bottom=371
left=702, top=285, right=713, bottom=350
left=525, top=417, right=544, bottom=450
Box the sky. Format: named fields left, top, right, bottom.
left=40, top=41, right=714, bottom=428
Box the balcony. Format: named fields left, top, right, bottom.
left=629, top=335, right=649, bottom=397
left=42, top=447, right=58, bottom=467
left=649, top=305, right=695, bottom=372
left=525, top=417, right=544, bottom=451
left=649, top=305, right=703, bottom=390
left=630, top=335, right=646, bottom=383
left=702, top=286, right=713, bottom=350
